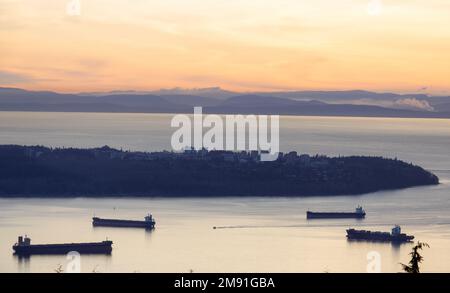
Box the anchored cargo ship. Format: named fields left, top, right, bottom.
left=307, top=206, right=366, bottom=219
left=347, top=225, right=414, bottom=242
left=12, top=236, right=113, bottom=255
left=92, top=213, right=156, bottom=229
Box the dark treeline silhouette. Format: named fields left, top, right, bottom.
left=0, top=145, right=439, bottom=197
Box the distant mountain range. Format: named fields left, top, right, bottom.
left=1, top=87, right=450, bottom=118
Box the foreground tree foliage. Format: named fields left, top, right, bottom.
left=400, top=242, right=429, bottom=273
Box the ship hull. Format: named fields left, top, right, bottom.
left=346, top=229, right=414, bottom=242
left=307, top=211, right=365, bottom=219
left=13, top=241, right=113, bottom=255
left=92, top=217, right=155, bottom=229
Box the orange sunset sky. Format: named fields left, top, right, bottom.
left=1, top=0, right=450, bottom=94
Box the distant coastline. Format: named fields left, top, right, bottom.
left=2, top=87, right=450, bottom=119
left=0, top=145, right=439, bottom=197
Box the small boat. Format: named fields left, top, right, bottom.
left=307, top=206, right=366, bottom=219
left=12, top=236, right=112, bottom=255
left=346, top=225, right=414, bottom=242
left=92, top=213, right=156, bottom=229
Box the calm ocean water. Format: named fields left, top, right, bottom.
left=0, top=111, right=450, bottom=272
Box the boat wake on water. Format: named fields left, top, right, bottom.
left=212, top=225, right=323, bottom=229
left=213, top=224, right=358, bottom=229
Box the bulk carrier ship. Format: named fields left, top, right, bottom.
left=347, top=225, right=414, bottom=243
left=12, top=236, right=113, bottom=255
left=93, top=213, right=156, bottom=229
left=307, top=206, right=366, bottom=219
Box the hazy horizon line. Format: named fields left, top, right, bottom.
left=0, top=85, right=442, bottom=97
